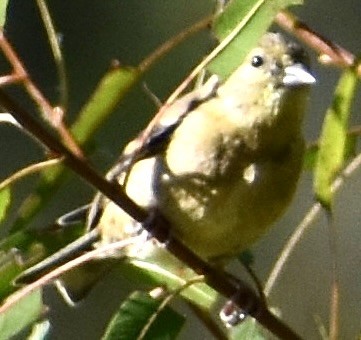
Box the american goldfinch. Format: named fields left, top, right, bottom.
left=17, top=32, right=315, bottom=295
left=95, top=32, right=315, bottom=261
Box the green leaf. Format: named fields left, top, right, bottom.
left=71, top=66, right=140, bottom=145
left=0, top=289, right=43, bottom=340
left=102, top=291, right=185, bottom=340
left=0, top=250, right=24, bottom=298
left=43, top=246, right=218, bottom=309
left=0, top=188, right=10, bottom=223
left=0, top=223, right=85, bottom=302
left=230, top=317, right=267, bottom=340
left=0, top=0, right=9, bottom=27
left=124, top=247, right=218, bottom=311
left=314, top=68, right=358, bottom=207
left=303, top=143, right=319, bottom=171
left=209, top=0, right=303, bottom=79
left=12, top=66, right=139, bottom=231
left=4, top=67, right=141, bottom=297
left=304, top=133, right=357, bottom=171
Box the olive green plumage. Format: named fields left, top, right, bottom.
left=99, top=32, right=315, bottom=261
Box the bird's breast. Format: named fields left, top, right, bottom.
left=154, top=133, right=304, bottom=260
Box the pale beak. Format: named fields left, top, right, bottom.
left=283, top=63, right=316, bottom=87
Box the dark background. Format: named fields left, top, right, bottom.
left=1, top=1, right=360, bottom=339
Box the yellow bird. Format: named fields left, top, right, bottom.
left=17, top=32, right=315, bottom=300
left=95, top=32, right=315, bottom=261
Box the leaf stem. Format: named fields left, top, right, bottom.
left=0, top=158, right=62, bottom=192
left=0, top=29, right=82, bottom=158
left=276, top=10, right=361, bottom=76
left=36, top=0, right=68, bottom=110
left=0, top=89, right=302, bottom=340
left=265, top=152, right=361, bottom=296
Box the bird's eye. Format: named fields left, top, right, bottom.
left=251, top=55, right=264, bottom=67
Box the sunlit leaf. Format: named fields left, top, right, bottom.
left=125, top=247, right=218, bottom=311
left=71, top=66, right=140, bottom=144
left=0, top=249, right=24, bottom=299
left=39, top=247, right=218, bottom=309
left=0, top=289, right=43, bottom=339
left=102, top=291, right=185, bottom=340
left=209, top=0, right=303, bottom=78
left=0, top=0, right=9, bottom=27
left=314, top=68, right=358, bottom=207
left=230, top=317, right=267, bottom=340
left=304, top=133, right=357, bottom=171
left=0, top=188, right=10, bottom=223
left=11, top=66, right=139, bottom=231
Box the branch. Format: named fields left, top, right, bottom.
left=0, top=89, right=303, bottom=340
left=0, top=30, right=82, bottom=158
left=36, top=0, right=68, bottom=109
left=265, top=152, right=361, bottom=296
left=276, top=10, right=361, bottom=76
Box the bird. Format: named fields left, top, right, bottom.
left=16, top=32, right=315, bottom=302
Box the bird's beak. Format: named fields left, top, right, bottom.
left=283, top=63, right=316, bottom=87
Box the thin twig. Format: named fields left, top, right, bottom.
left=0, top=30, right=82, bottom=158
left=0, top=73, right=24, bottom=86
left=0, top=112, right=21, bottom=126
left=0, top=89, right=302, bottom=340
left=326, top=213, right=339, bottom=340
left=136, top=14, right=214, bottom=143
left=276, top=10, right=361, bottom=76
left=139, top=15, right=213, bottom=73
left=133, top=2, right=266, bottom=165
left=0, top=237, right=140, bottom=314
left=242, top=262, right=267, bottom=308
left=36, top=0, right=68, bottom=109
left=0, top=158, right=62, bottom=192
left=7, top=13, right=217, bottom=232
left=0, top=90, right=146, bottom=222
left=166, top=0, right=265, bottom=105
left=264, top=203, right=320, bottom=296
left=265, top=152, right=361, bottom=296
left=139, top=278, right=209, bottom=340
